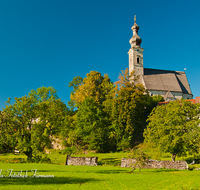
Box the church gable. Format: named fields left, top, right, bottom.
left=164, top=91, right=176, bottom=101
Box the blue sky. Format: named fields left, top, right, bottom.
left=0, top=0, right=200, bottom=109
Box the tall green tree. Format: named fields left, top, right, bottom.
left=110, top=69, right=152, bottom=151
left=2, top=87, right=68, bottom=161
left=75, top=97, right=111, bottom=152
left=144, top=99, right=200, bottom=161
left=0, top=111, right=17, bottom=153
left=67, top=71, right=114, bottom=152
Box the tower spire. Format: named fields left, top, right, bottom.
left=128, top=16, right=144, bottom=83
left=129, top=15, right=142, bottom=48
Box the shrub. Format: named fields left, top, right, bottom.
left=29, top=153, right=52, bottom=164
left=61, top=146, right=78, bottom=155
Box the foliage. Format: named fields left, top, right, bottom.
left=70, top=71, right=114, bottom=107
left=151, top=94, right=165, bottom=106
left=67, top=71, right=114, bottom=152
left=110, top=69, right=153, bottom=150
left=0, top=111, right=17, bottom=153
left=1, top=87, right=68, bottom=161
left=66, top=69, right=161, bottom=153
left=68, top=76, right=83, bottom=110
left=143, top=95, right=165, bottom=117
left=58, top=112, right=77, bottom=147
left=29, top=153, right=52, bottom=163
left=75, top=97, right=112, bottom=152
left=188, top=164, right=196, bottom=170
left=128, top=146, right=149, bottom=171
left=144, top=99, right=200, bottom=161
left=61, top=146, right=78, bottom=155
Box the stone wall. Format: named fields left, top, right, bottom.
left=121, top=158, right=188, bottom=170
left=65, top=155, right=98, bottom=166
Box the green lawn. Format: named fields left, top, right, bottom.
left=0, top=163, right=200, bottom=190
left=0, top=151, right=199, bottom=190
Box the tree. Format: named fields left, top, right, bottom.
left=75, top=97, right=111, bottom=152
left=0, top=111, right=17, bottom=153
left=70, top=71, right=114, bottom=107
left=128, top=146, right=149, bottom=172
left=143, top=99, right=200, bottom=161
left=110, top=69, right=151, bottom=150
left=67, top=71, right=114, bottom=152
left=68, top=76, right=83, bottom=110
left=1, top=87, right=68, bottom=161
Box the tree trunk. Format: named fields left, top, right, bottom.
left=25, top=150, right=33, bottom=162
left=171, top=154, right=176, bottom=162
left=65, top=155, right=70, bottom=165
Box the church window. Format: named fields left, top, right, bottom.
left=137, top=57, right=139, bottom=63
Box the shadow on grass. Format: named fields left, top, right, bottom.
left=0, top=177, right=100, bottom=186
left=98, top=158, right=121, bottom=166
left=93, top=169, right=127, bottom=174
left=147, top=168, right=182, bottom=173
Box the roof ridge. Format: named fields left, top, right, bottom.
left=144, top=68, right=185, bottom=73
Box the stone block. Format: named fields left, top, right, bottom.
left=65, top=155, right=98, bottom=166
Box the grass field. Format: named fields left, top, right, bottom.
left=0, top=163, right=200, bottom=190
left=0, top=151, right=200, bottom=190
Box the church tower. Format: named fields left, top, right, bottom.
left=128, top=16, right=144, bottom=84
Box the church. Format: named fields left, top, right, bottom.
left=128, top=17, right=193, bottom=101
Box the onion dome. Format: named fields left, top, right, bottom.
left=129, top=16, right=142, bottom=48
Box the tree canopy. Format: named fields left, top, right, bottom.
left=0, top=69, right=165, bottom=159
left=143, top=99, right=200, bottom=161
left=0, top=87, right=68, bottom=161
left=110, top=69, right=153, bottom=150
left=66, top=71, right=114, bottom=152
left=70, top=71, right=113, bottom=107
left=66, top=69, right=158, bottom=152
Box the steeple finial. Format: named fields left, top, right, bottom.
left=129, top=15, right=142, bottom=48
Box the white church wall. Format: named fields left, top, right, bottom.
left=182, top=94, right=193, bottom=99
left=171, top=92, right=183, bottom=100
left=148, top=90, right=192, bottom=101
left=148, top=90, right=165, bottom=96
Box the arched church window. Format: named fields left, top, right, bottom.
left=137, top=57, right=139, bottom=64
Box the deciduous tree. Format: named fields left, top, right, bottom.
left=1, top=87, right=68, bottom=161
left=144, top=99, right=200, bottom=161
left=75, top=97, right=111, bottom=152
left=68, top=76, right=83, bottom=110
left=68, top=71, right=114, bottom=152
left=70, top=71, right=113, bottom=107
